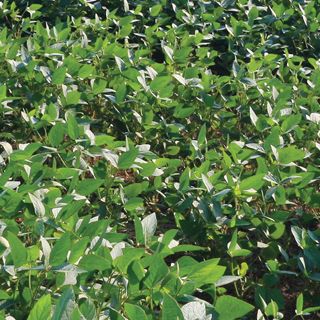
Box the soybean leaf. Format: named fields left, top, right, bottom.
left=79, top=254, right=112, bottom=271
left=52, top=67, right=67, bottom=85
left=28, top=295, right=51, bottom=320
left=7, top=231, right=28, bottom=267
left=118, top=148, right=138, bottom=169
left=66, top=113, right=80, bottom=140
left=144, top=256, right=169, bottom=288
left=239, top=174, right=265, bottom=192
left=162, top=293, right=184, bottom=320
left=296, top=293, right=303, bottom=315
left=49, top=232, right=72, bottom=266
left=278, top=146, right=305, bottom=164
left=48, top=123, right=65, bottom=147
left=78, top=65, right=94, bottom=79
left=215, top=295, right=254, bottom=320
left=52, top=287, right=75, bottom=320
left=75, top=179, right=104, bottom=196
left=189, top=259, right=226, bottom=286
left=124, top=303, right=147, bottom=320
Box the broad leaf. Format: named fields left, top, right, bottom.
left=162, top=293, right=183, bottom=320
left=28, top=295, right=51, bottom=320
left=52, top=287, right=75, bottom=320
left=215, top=295, right=254, bottom=320
left=118, top=148, right=139, bottom=169
left=7, top=232, right=28, bottom=267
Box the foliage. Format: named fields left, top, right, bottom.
left=0, top=0, right=320, bottom=319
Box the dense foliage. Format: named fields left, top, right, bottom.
left=0, top=0, right=320, bottom=319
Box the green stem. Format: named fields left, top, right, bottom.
left=231, top=258, right=240, bottom=297
left=149, top=288, right=154, bottom=310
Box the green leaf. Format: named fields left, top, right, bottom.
left=229, top=248, right=252, bottom=257
left=144, top=256, right=169, bottom=288
left=291, top=226, right=304, bottom=249
left=215, top=295, right=254, bottom=320
left=140, top=162, right=156, bottom=176
left=66, top=91, right=81, bottom=105
left=124, top=197, right=144, bottom=211
left=79, top=299, right=96, bottom=320
left=52, top=287, right=75, bottom=320
left=188, top=259, right=225, bottom=286
left=52, top=67, right=67, bottom=85
left=296, top=293, right=303, bottom=315
left=303, top=306, right=320, bottom=314
left=281, top=114, right=301, bottom=133
left=120, top=24, right=132, bottom=38
left=78, top=65, right=94, bottom=79
left=173, top=106, right=195, bottom=118
left=278, top=146, right=305, bottom=164
left=123, top=182, right=147, bottom=198
left=48, top=123, right=65, bottom=147
left=58, top=200, right=86, bottom=221
left=0, top=85, right=7, bottom=100
left=124, top=303, right=147, bottom=320
left=95, top=134, right=115, bottom=146
left=49, top=232, right=72, bottom=266
left=198, top=124, right=207, bottom=146
left=150, top=4, right=162, bottom=17
left=7, top=231, right=28, bottom=267
left=116, top=83, right=127, bottom=104
left=223, top=151, right=232, bottom=168
left=239, top=174, right=265, bottom=192
left=75, top=179, right=104, bottom=196
left=55, top=168, right=78, bottom=180
left=114, top=248, right=145, bottom=273
left=269, top=222, right=285, bottom=240
left=10, top=143, right=42, bottom=162
left=28, top=295, right=51, bottom=320
left=150, top=76, right=172, bottom=92
left=127, top=260, right=144, bottom=294
left=134, top=216, right=144, bottom=245
left=79, top=254, right=111, bottom=271
left=179, top=168, right=190, bottom=192
left=70, top=307, right=82, bottom=320
left=162, top=293, right=184, bottom=320
left=28, top=4, right=42, bottom=11
left=43, top=103, right=58, bottom=122
left=248, top=7, right=259, bottom=25
left=69, top=237, right=89, bottom=264
left=109, top=308, right=126, bottom=320
left=275, top=185, right=286, bottom=205
left=93, top=79, right=107, bottom=94
left=66, top=113, right=80, bottom=140
left=0, top=290, right=10, bottom=300
left=118, top=148, right=138, bottom=169
left=265, top=300, right=279, bottom=317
